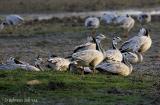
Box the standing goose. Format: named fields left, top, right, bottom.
left=96, top=57, right=133, bottom=76
left=0, top=15, right=24, bottom=31
left=122, top=51, right=143, bottom=64
left=71, top=36, right=106, bottom=74
left=101, top=13, right=117, bottom=25
left=85, top=16, right=100, bottom=37
left=137, top=13, right=151, bottom=26
left=5, top=15, right=24, bottom=25
left=120, top=28, right=152, bottom=53
left=114, top=14, right=135, bottom=37
left=105, top=36, right=123, bottom=62
left=47, top=55, right=71, bottom=71
left=73, top=34, right=106, bottom=53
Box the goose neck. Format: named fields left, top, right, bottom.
left=112, top=40, right=117, bottom=49
left=124, top=58, right=133, bottom=73
left=135, top=52, right=143, bottom=63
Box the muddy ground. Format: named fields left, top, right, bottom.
left=0, top=18, right=159, bottom=75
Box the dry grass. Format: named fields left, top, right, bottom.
left=0, top=0, right=160, bottom=13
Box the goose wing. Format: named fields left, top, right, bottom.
left=73, top=42, right=95, bottom=53
left=96, top=62, right=122, bottom=73
left=105, top=50, right=123, bottom=62
left=72, top=50, right=103, bottom=63
left=96, top=62, right=130, bottom=76
left=122, top=52, right=138, bottom=63
left=120, top=36, right=140, bottom=52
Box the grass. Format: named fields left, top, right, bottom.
left=0, top=70, right=158, bottom=105
left=0, top=16, right=137, bottom=37
left=0, top=18, right=85, bottom=36
left=0, top=0, right=160, bottom=13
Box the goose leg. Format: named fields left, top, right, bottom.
left=92, top=66, right=96, bottom=74
left=81, top=67, right=84, bottom=75
left=93, top=68, right=96, bottom=74
left=124, top=30, right=128, bottom=38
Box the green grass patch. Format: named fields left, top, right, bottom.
left=0, top=70, right=158, bottom=105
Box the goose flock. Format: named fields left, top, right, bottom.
left=0, top=13, right=152, bottom=76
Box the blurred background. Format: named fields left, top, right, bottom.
left=0, top=0, right=160, bottom=13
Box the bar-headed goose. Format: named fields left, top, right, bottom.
left=85, top=16, right=100, bottom=36
left=5, top=15, right=24, bottom=25
left=47, top=54, right=71, bottom=71
left=137, top=13, right=151, bottom=26
left=120, top=28, right=152, bottom=53
left=71, top=35, right=106, bottom=74
left=6, top=57, right=29, bottom=65
left=122, top=51, right=143, bottom=64
left=101, top=13, right=117, bottom=25
left=73, top=34, right=106, bottom=53
left=114, top=14, right=135, bottom=37
left=5, top=57, right=40, bottom=71
left=105, top=36, right=123, bottom=62
left=96, top=57, right=133, bottom=76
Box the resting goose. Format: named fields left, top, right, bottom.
left=47, top=55, right=71, bottom=71
left=122, top=51, right=143, bottom=64
left=5, top=57, right=40, bottom=71
left=105, top=36, right=123, bottom=62
left=6, top=57, right=29, bottom=65
left=120, top=28, right=152, bottom=53
left=96, top=57, right=133, bottom=76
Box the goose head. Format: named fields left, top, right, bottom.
left=126, top=14, right=130, bottom=17
left=112, top=36, right=122, bottom=49
left=6, top=57, right=23, bottom=64
left=94, top=34, right=106, bottom=53
left=34, top=56, right=43, bottom=65
left=138, top=28, right=150, bottom=36
left=95, top=34, right=106, bottom=43
left=6, top=57, right=15, bottom=64
left=47, top=54, right=58, bottom=62
left=87, top=34, right=106, bottom=44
